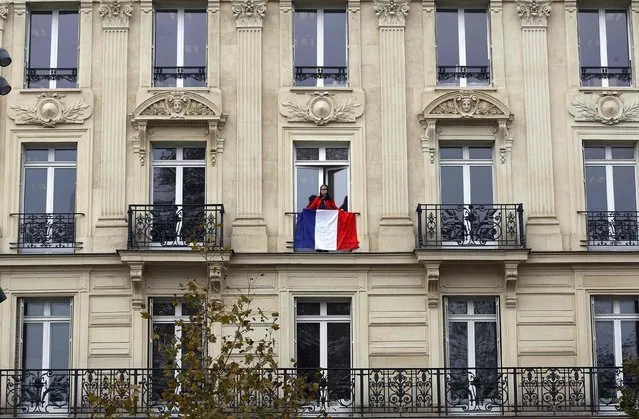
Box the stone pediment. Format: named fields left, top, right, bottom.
left=419, top=90, right=512, bottom=122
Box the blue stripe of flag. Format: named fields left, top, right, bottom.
left=294, top=209, right=316, bottom=249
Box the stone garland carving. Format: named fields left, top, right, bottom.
left=516, top=0, right=551, bottom=27
left=430, top=91, right=503, bottom=118
left=10, top=93, right=91, bottom=128
left=282, top=92, right=361, bottom=126
left=0, top=4, right=8, bottom=21
left=98, top=0, right=133, bottom=27
left=569, top=92, right=639, bottom=125
left=140, top=92, right=217, bottom=118
left=232, top=0, right=266, bottom=27
left=374, top=0, right=410, bottom=27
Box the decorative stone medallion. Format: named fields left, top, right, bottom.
left=9, top=93, right=92, bottom=128
left=569, top=92, right=639, bottom=125
left=281, top=92, right=361, bottom=125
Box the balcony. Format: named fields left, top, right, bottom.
left=581, top=211, right=639, bottom=248
left=152, top=66, right=207, bottom=83
left=0, top=367, right=624, bottom=416
left=294, top=66, right=348, bottom=86
left=437, top=65, right=490, bottom=84
left=416, top=204, right=525, bottom=248
left=581, top=66, right=632, bottom=86
left=25, top=68, right=77, bottom=86
left=127, top=204, right=224, bottom=250
left=10, top=213, right=82, bottom=253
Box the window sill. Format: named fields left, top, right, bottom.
left=147, top=87, right=210, bottom=92
left=18, top=88, right=82, bottom=94
left=290, top=86, right=353, bottom=93
left=579, top=86, right=638, bottom=92
left=434, top=85, right=497, bottom=92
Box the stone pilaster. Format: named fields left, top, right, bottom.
left=97, top=1, right=132, bottom=230
left=0, top=5, right=8, bottom=76
left=79, top=1, right=93, bottom=88
left=375, top=0, right=414, bottom=252
left=517, top=0, right=561, bottom=250
left=231, top=0, right=268, bottom=252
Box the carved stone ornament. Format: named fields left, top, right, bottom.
left=9, top=93, right=92, bottom=128
left=516, top=0, right=551, bottom=27
left=232, top=0, right=266, bottom=27
left=569, top=91, right=639, bottom=125
left=130, top=91, right=227, bottom=166
left=281, top=91, right=362, bottom=125
left=374, top=0, right=410, bottom=27
left=419, top=90, right=514, bottom=164
left=99, top=1, right=133, bottom=28
left=504, top=262, right=518, bottom=309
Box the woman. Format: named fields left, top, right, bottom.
left=306, top=185, right=338, bottom=210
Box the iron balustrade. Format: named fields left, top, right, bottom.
left=10, top=213, right=82, bottom=251
left=437, top=66, right=490, bottom=83
left=416, top=204, right=525, bottom=248
left=581, top=66, right=632, bottom=84
left=152, top=66, right=207, bottom=83
left=25, top=68, right=78, bottom=85
left=127, top=204, right=224, bottom=249
left=0, top=367, right=626, bottom=416
left=580, top=211, right=639, bottom=247
left=294, top=66, right=348, bottom=84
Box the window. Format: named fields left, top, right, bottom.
left=151, top=146, right=206, bottom=245
left=294, top=8, right=348, bottom=87
left=294, top=145, right=349, bottom=212
left=26, top=11, right=79, bottom=88
left=592, top=297, right=639, bottom=405
left=584, top=145, right=637, bottom=244
left=149, top=298, right=201, bottom=400
left=436, top=9, right=490, bottom=86
left=578, top=9, right=631, bottom=87
left=295, top=300, right=351, bottom=404
left=20, top=147, right=77, bottom=251
left=444, top=297, right=500, bottom=411
left=17, top=299, right=72, bottom=412
left=153, top=9, right=207, bottom=87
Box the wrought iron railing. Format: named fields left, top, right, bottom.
left=581, top=211, right=639, bottom=247
left=10, top=213, right=82, bottom=251
left=152, top=66, right=207, bottom=83
left=416, top=204, right=525, bottom=248
left=581, top=66, right=632, bottom=84
left=25, top=68, right=78, bottom=85
left=294, top=66, right=348, bottom=84
left=127, top=204, right=224, bottom=249
left=0, top=367, right=626, bottom=416
left=437, top=65, right=491, bottom=83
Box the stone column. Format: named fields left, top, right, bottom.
left=517, top=0, right=561, bottom=250
left=375, top=0, right=414, bottom=252
left=231, top=0, right=268, bottom=252
left=79, top=1, right=94, bottom=88
left=97, top=1, right=132, bottom=228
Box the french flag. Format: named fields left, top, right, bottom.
left=294, top=209, right=359, bottom=251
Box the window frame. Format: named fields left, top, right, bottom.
left=150, top=145, right=207, bottom=206
left=439, top=145, right=494, bottom=205
left=435, top=8, right=492, bottom=87
left=148, top=298, right=194, bottom=370
left=25, top=10, right=79, bottom=89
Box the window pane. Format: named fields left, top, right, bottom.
left=620, top=300, right=639, bottom=314
left=183, top=147, right=205, bottom=160
left=621, top=321, right=639, bottom=359
left=182, top=167, right=205, bottom=205
left=611, top=147, right=635, bottom=160
left=469, top=147, right=492, bottom=160
left=296, top=148, right=320, bottom=161
left=154, top=10, right=178, bottom=87
left=183, top=10, right=207, bottom=88
left=475, top=322, right=498, bottom=369
left=594, top=298, right=614, bottom=314
left=447, top=300, right=467, bottom=314
left=182, top=301, right=200, bottom=316
left=324, top=10, right=347, bottom=87
left=29, top=13, right=52, bottom=88
left=470, top=165, right=493, bottom=204
left=584, top=147, right=606, bottom=160
left=585, top=166, right=607, bottom=211
left=605, top=11, right=629, bottom=67
left=326, top=167, right=348, bottom=211
left=327, top=302, right=350, bottom=315
left=153, top=148, right=177, bottom=161
left=152, top=323, right=176, bottom=368
left=448, top=322, right=468, bottom=368
left=54, top=149, right=77, bottom=162
left=613, top=166, right=636, bottom=211
left=23, top=323, right=44, bottom=369
left=296, top=323, right=320, bottom=369
left=474, top=299, right=496, bottom=315
left=57, top=12, right=79, bottom=88
left=578, top=10, right=601, bottom=87
left=50, top=301, right=71, bottom=317
left=152, top=301, right=176, bottom=316
left=26, top=149, right=49, bottom=162
left=327, top=322, right=350, bottom=369
left=464, top=10, right=489, bottom=84
left=436, top=10, right=460, bottom=68
left=294, top=10, right=317, bottom=87
left=25, top=301, right=45, bottom=316
left=296, top=167, right=320, bottom=211
left=53, top=168, right=76, bottom=213
left=440, top=147, right=463, bottom=160
left=49, top=323, right=70, bottom=369
left=297, top=302, right=320, bottom=316
left=595, top=321, right=615, bottom=367
left=153, top=168, right=176, bottom=205
left=24, top=168, right=48, bottom=213
left=440, top=166, right=464, bottom=205
left=325, top=147, right=349, bottom=161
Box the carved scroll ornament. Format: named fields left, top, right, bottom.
left=99, top=1, right=133, bottom=27
left=281, top=91, right=362, bottom=125
left=374, top=0, right=410, bottom=27
left=9, top=93, right=92, bottom=127
left=516, top=0, right=551, bottom=27
left=232, top=0, right=266, bottom=27
left=569, top=92, right=639, bottom=125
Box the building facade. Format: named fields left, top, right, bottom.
left=0, top=0, right=636, bottom=415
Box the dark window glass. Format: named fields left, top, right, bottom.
left=28, top=13, right=53, bottom=88
left=611, top=147, right=635, bottom=160
left=53, top=168, right=76, bottom=213
left=436, top=10, right=459, bottom=68
left=183, top=10, right=207, bottom=88
left=585, top=165, right=607, bottom=212
left=153, top=148, right=177, bottom=161
left=57, top=12, right=79, bottom=88
left=325, top=148, right=349, bottom=161
left=324, top=10, right=347, bottom=68
left=297, top=302, right=321, bottom=316
left=25, top=149, right=49, bottom=162
left=55, top=149, right=77, bottom=162
left=440, top=147, right=463, bottom=160
left=24, top=168, right=48, bottom=213
left=440, top=166, right=464, bottom=205
left=578, top=11, right=601, bottom=67
left=470, top=165, right=493, bottom=204
left=183, top=147, right=206, bottom=160
left=584, top=146, right=606, bottom=160
left=606, top=11, right=629, bottom=68
left=469, top=147, right=492, bottom=160
left=154, top=10, right=178, bottom=87
left=464, top=10, right=489, bottom=84
left=296, top=148, right=320, bottom=161
left=327, top=302, right=350, bottom=316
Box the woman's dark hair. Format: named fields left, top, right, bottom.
left=319, top=184, right=332, bottom=200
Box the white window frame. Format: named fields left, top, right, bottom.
left=152, top=9, right=207, bottom=88
left=579, top=9, right=632, bottom=88
left=26, top=10, right=79, bottom=89
left=149, top=298, right=192, bottom=369
left=584, top=145, right=638, bottom=213
left=294, top=8, right=348, bottom=88
left=22, top=147, right=77, bottom=214
left=293, top=144, right=350, bottom=212
left=439, top=146, right=494, bottom=204
left=150, top=146, right=206, bottom=207
left=437, top=9, right=491, bottom=88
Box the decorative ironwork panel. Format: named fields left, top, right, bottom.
left=25, top=68, right=78, bottom=85
left=416, top=204, right=525, bottom=248
left=437, top=66, right=490, bottom=83
left=127, top=204, right=224, bottom=249
left=152, top=66, right=207, bottom=82
left=582, top=211, right=639, bottom=247
left=11, top=213, right=82, bottom=251
left=581, top=66, right=632, bottom=83
left=294, top=66, right=348, bottom=84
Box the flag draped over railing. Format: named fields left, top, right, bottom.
left=294, top=209, right=359, bottom=251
